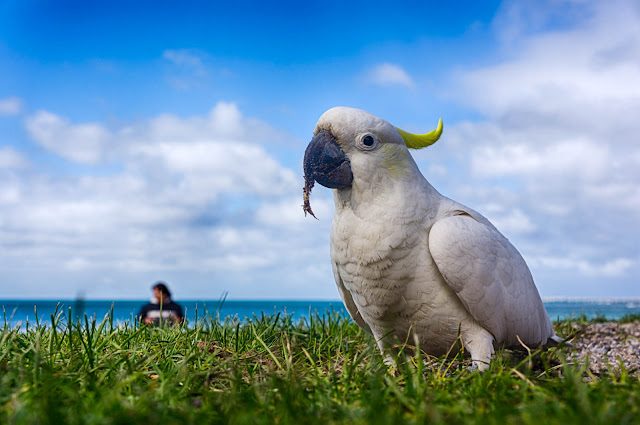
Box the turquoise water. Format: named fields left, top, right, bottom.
left=1, top=299, right=639, bottom=329
left=1, top=300, right=346, bottom=328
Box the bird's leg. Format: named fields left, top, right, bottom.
left=376, top=329, right=416, bottom=370
left=376, top=336, right=399, bottom=368
left=461, top=328, right=495, bottom=372
left=371, top=327, right=403, bottom=370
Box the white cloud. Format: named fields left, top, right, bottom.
left=162, top=49, right=208, bottom=89
left=4, top=1, right=639, bottom=300
left=65, top=257, right=91, bottom=271
left=470, top=140, right=611, bottom=182
left=427, top=0, right=640, bottom=293
left=0, top=97, right=23, bottom=115
left=122, top=102, right=298, bottom=205
left=22, top=102, right=298, bottom=205
left=209, top=101, right=242, bottom=134
left=368, top=63, right=415, bottom=88
left=256, top=196, right=334, bottom=227
left=121, top=102, right=290, bottom=146
left=0, top=147, right=28, bottom=168
left=2, top=102, right=336, bottom=299
left=457, top=1, right=640, bottom=136
left=24, top=111, right=111, bottom=164
left=481, top=206, right=537, bottom=235
left=206, top=253, right=274, bottom=270
left=163, top=49, right=205, bottom=71
left=531, top=256, right=636, bottom=278
left=134, top=141, right=297, bottom=203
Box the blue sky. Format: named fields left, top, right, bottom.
left=0, top=0, right=638, bottom=300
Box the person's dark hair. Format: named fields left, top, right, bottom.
left=153, top=282, right=171, bottom=298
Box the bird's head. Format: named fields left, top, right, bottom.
left=302, top=107, right=442, bottom=217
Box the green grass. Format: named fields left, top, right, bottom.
left=1, top=308, right=639, bottom=425
left=620, top=313, right=640, bottom=323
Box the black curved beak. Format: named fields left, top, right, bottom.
left=303, top=130, right=353, bottom=189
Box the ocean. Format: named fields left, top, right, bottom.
left=2, top=298, right=640, bottom=329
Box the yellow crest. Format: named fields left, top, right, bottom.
left=396, top=118, right=443, bottom=149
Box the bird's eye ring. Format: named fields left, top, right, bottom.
left=357, top=133, right=379, bottom=151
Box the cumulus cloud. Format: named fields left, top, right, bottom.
left=0, top=147, right=28, bottom=168
left=470, top=140, right=611, bottom=182
left=416, top=0, right=640, bottom=295
left=368, top=63, right=415, bottom=88
left=256, top=196, right=334, bottom=227
left=480, top=206, right=537, bottom=235
left=121, top=102, right=288, bottom=146
left=458, top=1, right=640, bottom=135
left=25, top=111, right=111, bottom=164
left=0, top=97, right=23, bottom=115
left=530, top=256, right=636, bottom=278
left=2, top=101, right=333, bottom=299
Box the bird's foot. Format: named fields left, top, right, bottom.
left=469, top=359, right=490, bottom=372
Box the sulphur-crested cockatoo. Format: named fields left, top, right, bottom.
left=303, top=107, right=560, bottom=370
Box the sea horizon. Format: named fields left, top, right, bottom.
left=3, top=296, right=640, bottom=302
left=2, top=297, right=640, bottom=329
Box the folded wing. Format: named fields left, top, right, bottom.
left=429, top=214, right=553, bottom=346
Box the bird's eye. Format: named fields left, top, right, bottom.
left=363, top=135, right=374, bottom=146
left=357, top=133, right=378, bottom=151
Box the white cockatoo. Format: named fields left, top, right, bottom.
left=303, top=107, right=560, bottom=370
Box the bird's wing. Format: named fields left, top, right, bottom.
left=332, top=261, right=372, bottom=334
left=428, top=214, right=552, bottom=346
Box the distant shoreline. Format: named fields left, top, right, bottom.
left=3, top=299, right=640, bottom=324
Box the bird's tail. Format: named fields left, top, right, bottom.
left=545, top=334, right=573, bottom=348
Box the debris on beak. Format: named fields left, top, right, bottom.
left=302, top=175, right=317, bottom=219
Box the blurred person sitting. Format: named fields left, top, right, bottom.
left=138, top=282, right=184, bottom=325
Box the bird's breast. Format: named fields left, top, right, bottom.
left=330, top=201, right=481, bottom=355
left=331, top=211, right=428, bottom=314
